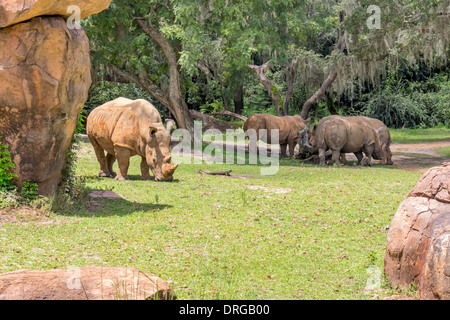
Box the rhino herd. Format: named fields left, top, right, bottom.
left=297, top=115, right=393, bottom=167
left=86, top=98, right=393, bottom=182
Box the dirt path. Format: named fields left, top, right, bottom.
left=389, top=140, right=450, bottom=172
left=344, top=140, right=450, bottom=172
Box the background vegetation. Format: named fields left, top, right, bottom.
left=82, top=0, right=449, bottom=131
left=0, top=0, right=449, bottom=301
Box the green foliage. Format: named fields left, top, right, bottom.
left=243, top=83, right=274, bottom=116
left=355, top=66, right=450, bottom=128
left=84, top=0, right=448, bottom=123
left=0, top=137, right=17, bottom=192
left=85, top=81, right=167, bottom=118
left=21, top=181, right=38, bottom=201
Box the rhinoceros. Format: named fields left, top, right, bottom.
left=300, top=115, right=383, bottom=166
left=359, top=117, right=393, bottom=165
left=243, top=113, right=308, bottom=157
left=86, top=98, right=178, bottom=181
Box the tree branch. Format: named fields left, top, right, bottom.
left=248, top=61, right=282, bottom=116
left=108, top=64, right=170, bottom=107
left=283, top=63, right=295, bottom=116
left=208, top=110, right=248, bottom=121
left=300, top=35, right=349, bottom=119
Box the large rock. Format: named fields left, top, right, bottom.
left=0, top=0, right=112, bottom=28
left=0, top=16, right=91, bottom=195
left=0, top=267, right=176, bottom=300
left=384, top=163, right=450, bottom=300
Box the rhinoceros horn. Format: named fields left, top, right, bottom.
left=165, top=119, right=176, bottom=132
left=163, top=163, right=179, bottom=178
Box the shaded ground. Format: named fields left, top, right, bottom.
left=171, top=137, right=450, bottom=173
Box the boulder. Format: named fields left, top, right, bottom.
left=0, top=16, right=91, bottom=195
left=384, top=163, right=450, bottom=300
left=0, top=267, right=176, bottom=300
left=0, top=0, right=112, bottom=28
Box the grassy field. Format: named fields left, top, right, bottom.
left=0, top=139, right=426, bottom=300
left=390, top=127, right=450, bottom=143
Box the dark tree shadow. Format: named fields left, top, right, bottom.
left=67, top=197, right=173, bottom=218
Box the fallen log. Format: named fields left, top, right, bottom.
left=198, top=169, right=232, bottom=176
left=208, top=110, right=248, bottom=122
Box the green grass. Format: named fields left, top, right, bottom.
left=390, top=127, right=450, bottom=144
left=0, top=141, right=424, bottom=300
left=435, top=146, right=450, bottom=157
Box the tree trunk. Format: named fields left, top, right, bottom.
left=300, top=70, right=338, bottom=119
left=283, top=63, right=295, bottom=116
left=326, top=91, right=338, bottom=115
left=233, top=84, right=244, bottom=115
left=209, top=110, right=248, bottom=121
left=248, top=62, right=282, bottom=116
left=134, top=18, right=197, bottom=141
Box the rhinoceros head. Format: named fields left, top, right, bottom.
left=144, top=119, right=178, bottom=181
left=297, top=126, right=315, bottom=154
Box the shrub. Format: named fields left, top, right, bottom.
left=0, top=136, right=17, bottom=192
left=359, top=90, right=427, bottom=128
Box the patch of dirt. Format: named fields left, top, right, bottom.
left=388, top=140, right=450, bottom=173
left=246, top=186, right=293, bottom=194
left=0, top=206, right=53, bottom=228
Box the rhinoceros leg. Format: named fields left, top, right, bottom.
left=140, top=158, right=154, bottom=180
left=361, top=144, right=374, bottom=167
left=89, top=137, right=113, bottom=178
left=381, top=145, right=394, bottom=165
left=106, top=153, right=117, bottom=177
left=354, top=151, right=364, bottom=165
left=115, top=147, right=131, bottom=181
left=318, top=148, right=326, bottom=166
left=331, top=150, right=342, bottom=166
left=288, top=141, right=297, bottom=158
left=280, top=144, right=288, bottom=157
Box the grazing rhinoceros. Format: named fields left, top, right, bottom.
left=359, top=117, right=393, bottom=165
left=243, top=113, right=308, bottom=157
left=300, top=115, right=383, bottom=166
left=86, top=98, right=178, bottom=181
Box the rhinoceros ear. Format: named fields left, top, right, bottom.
left=149, top=126, right=158, bottom=137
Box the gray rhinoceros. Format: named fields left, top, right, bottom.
left=243, top=113, right=308, bottom=157
left=86, top=98, right=178, bottom=181
left=359, top=117, right=393, bottom=165
left=299, top=115, right=384, bottom=166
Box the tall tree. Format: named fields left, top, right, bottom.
left=301, top=0, right=450, bottom=118
left=84, top=0, right=199, bottom=140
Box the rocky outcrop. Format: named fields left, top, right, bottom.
left=0, top=0, right=112, bottom=195
left=0, top=0, right=112, bottom=28
left=0, top=16, right=91, bottom=195
left=0, top=267, right=176, bottom=300
left=384, top=163, right=450, bottom=300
